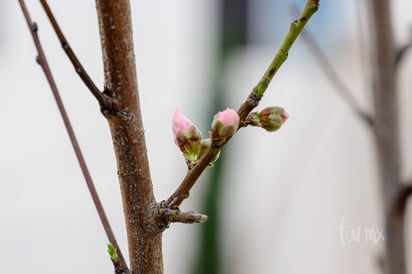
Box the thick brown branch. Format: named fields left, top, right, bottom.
left=368, top=0, right=400, bottom=205
left=94, top=0, right=163, bottom=273
left=368, top=1, right=405, bottom=274
left=17, top=1, right=129, bottom=273
left=39, top=0, right=112, bottom=111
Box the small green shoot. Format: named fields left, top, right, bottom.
left=107, top=242, right=119, bottom=263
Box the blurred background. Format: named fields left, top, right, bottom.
left=1, top=0, right=412, bottom=273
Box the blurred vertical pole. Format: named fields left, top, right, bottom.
left=367, top=1, right=406, bottom=274
left=0, top=2, right=4, bottom=56
left=193, top=1, right=248, bottom=274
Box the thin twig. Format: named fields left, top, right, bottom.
left=166, top=147, right=220, bottom=209
left=39, top=0, right=113, bottom=112
left=17, top=1, right=129, bottom=273
left=159, top=208, right=208, bottom=224
left=165, top=0, right=320, bottom=209
left=394, top=182, right=412, bottom=214
left=395, top=27, right=412, bottom=66
left=289, top=2, right=375, bottom=131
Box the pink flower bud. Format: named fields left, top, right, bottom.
left=172, top=109, right=203, bottom=167
left=210, top=108, right=239, bottom=145
left=173, top=109, right=197, bottom=139
left=215, top=108, right=240, bottom=127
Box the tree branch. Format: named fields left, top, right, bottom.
left=394, top=182, right=412, bottom=214
left=94, top=0, right=163, bottom=273
left=237, top=0, right=320, bottom=120
left=20, top=0, right=321, bottom=272
left=17, top=1, right=129, bottom=273
left=39, top=0, right=113, bottom=112
left=157, top=206, right=208, bottom=225
left=395, top=27, right=412, bottom=66
left=165, top=0, right=320, bottom=210
left=367, top=1, right=405, bottom=274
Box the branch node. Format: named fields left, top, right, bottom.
left=249, top=92, right=262, bottom=106
left=35, top=55, right=41, bottom=65
left=61, top=41, right=69, bottom=50
left=156, top=203, right=208, bottom=228
left=395, top=30, right=412, bottom=66
left=393, top=183, right=412, bottom=215
left=40, top=0, right=108, bottom=109
left=31, top=22, right=38, bottom=32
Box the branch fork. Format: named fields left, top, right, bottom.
left=155, top=201, right=208, bottom=229
left=164, top=0, right=319, bottom=211
left=18, top=0, right=320, bottom=272
left=18, top=1, right=129, bottom=272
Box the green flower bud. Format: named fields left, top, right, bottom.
left=246, top=106, right=288, bottom=132
left=258, top=106, right=288, bottom=132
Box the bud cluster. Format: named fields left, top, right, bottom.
left=172, top=108, right=240, bottom=168
left=173, top=107, right=286, bottom=168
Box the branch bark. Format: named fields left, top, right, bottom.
left=94, top=1, right=163, bottom=273
left=368, top=1, right=406, bottom=274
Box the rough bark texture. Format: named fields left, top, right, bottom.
left=95, top=1, right=163, bottom=273
left=368, top=1, right=406, bottom=274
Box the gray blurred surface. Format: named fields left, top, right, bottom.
left=1, top=1, right=411, bottom=273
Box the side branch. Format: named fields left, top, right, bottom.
left=18, top=1, right=129, bottom=273
left=157, top=206, right=208, bottom=225
left=165, top=0, right=319, bottom=210
left=395, top=27, right=412, bottom=66
left=39, top=0, right=112, bottom=111
left=237, top=0, right=319, bottom=120
left=166, top=147, right=220, bottom=209
left=394, top=182, right=412, bottom=214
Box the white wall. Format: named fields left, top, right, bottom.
left=1, top=1, right=411, bottom=273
